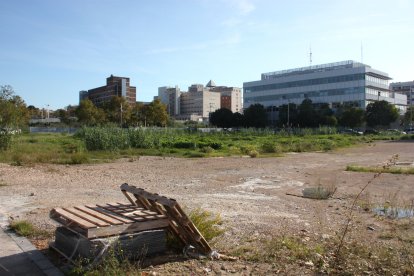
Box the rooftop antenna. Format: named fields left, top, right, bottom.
left=360, top=41, right=363, bottom=63
left=309, top=44, right=312, bottom=66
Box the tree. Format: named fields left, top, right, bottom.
left=243, top=104, right=267, bottom=128
left=130, top=99, right=169, bottom=127
left=210, top=108, right=233, bottom=128
left=403, top=106, right=414, bottom=127
left=232, top=112, right=244, bottom=127
left=365, top=100, right=399, bottom=128
left=297, top=99, right=318, bottom=127
left=145, top=99, right=169, bottom=127
left=76, top=99, right=106, bottom=125
left=103, top=96, right=131, bottom=126
left=338, top=107, right=365, bottom=128
left=0, top=85, right=29, bottom=127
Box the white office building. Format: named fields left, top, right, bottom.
left=158, top=81, right=242, bottom=121
left=390, top=81, right=414, bottom=107
left=243, top=61, right=407, bottom=117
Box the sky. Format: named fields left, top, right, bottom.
left=1, top=0, right=413, bottom=110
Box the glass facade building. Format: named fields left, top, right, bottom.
left=243, top=60, right=406, bottom=116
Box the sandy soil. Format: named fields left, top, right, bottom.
left=0, top=140, right=413, bottom=274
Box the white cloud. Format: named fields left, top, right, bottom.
left=224, top=0, right=255, bottom=15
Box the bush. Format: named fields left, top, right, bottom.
left=261, top=141, right=282, bottom=153
left=200, top=146, right=214, bottom=153
left=0, top=132, right=12, bottom=151
left=248, top=150, right=259, bottom=158
left=69, top=153, right=89, bottom=164
left=173, top=140, right=196, bottom=149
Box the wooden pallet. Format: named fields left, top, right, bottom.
left=50, top=203, right=169, bottom=239
left=120, top=183, right=212, bottom=255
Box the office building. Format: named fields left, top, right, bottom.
left=390, top=81, right=414, bottom=107
left=79, top=75, right=136, bottom=106
left=158, top=81, right=242, bottom=121
left=243, top=61, right=407, bottom=121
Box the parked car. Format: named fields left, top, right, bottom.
left=386, top=129, right=406, bottom=135
left=340, top=129, right=363, bottom=135
left=364, top=129, right=380, bottom=135
left=404, top=127, right=414, bottom=134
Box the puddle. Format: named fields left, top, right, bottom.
left=373, top=207, right=414, bottom=219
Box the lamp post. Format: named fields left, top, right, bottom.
left=287, top=100, right=290, bottom=128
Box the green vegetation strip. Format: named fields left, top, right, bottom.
left=346, top=165, right=414, bottom=175
left=0, top=127, right=411, bottom=165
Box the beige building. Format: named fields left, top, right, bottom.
left=158, top=80, right=242, bottom=121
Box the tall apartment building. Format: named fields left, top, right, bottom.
left=390, top=81, right=414, bottom=107
left=243, top=61, right=407, bottom=120
left=158, top=86, right=181, bottom=116
left=158, top=80, right=242, bottom=121
left=79, top=75, right=137, bottom=106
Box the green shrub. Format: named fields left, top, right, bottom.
left=69, top=153, right=89, bottom=164
left=173, top=140, right=196, bottom=149
left=249, top=150, right=259, bottom=158
left=260, top=141, right=282, bottom=153
left=200, top=146, right=214, bottom=153
left=240, top=145, right=256, bottom=155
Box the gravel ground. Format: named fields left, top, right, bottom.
left=0, top=140, right=413, bottom=274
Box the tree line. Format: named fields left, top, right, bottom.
left=0, top=85, right=169, bottom=128
left=210, top=98, right=405, bottom=129
left=75, top=97, right=168, bottom=127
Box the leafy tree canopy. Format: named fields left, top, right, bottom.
left=365, top=100, right=399, bottom=127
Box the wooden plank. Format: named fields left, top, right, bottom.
left=63, top=207, right=110, bottom=227
left=86, top=218, right=170, bottom=239
left=121, top=183, right=177, bottom=207
left=87, top=204, right=134, bottom=224
left=102, top=203, right=158, bottom=218
left=74, top=206, right=124, bottom=225
left=51, top=208, right=96, bottom=229
left=121, top=191, right=136, bottom=206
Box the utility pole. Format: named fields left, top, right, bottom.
left=410, top=87, right=413, bottom=127
left=120, top=103, right=123, bottom=127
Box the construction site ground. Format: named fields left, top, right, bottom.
left=0, top=140, right=413, bottom=274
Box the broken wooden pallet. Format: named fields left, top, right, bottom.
left=50, top=202, right=169, bottom=239
left=120, top=183, right=212, bottom=255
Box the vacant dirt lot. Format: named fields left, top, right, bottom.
left=0, top=140, right=413, bottom=274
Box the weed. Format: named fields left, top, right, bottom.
left=71, top=246, right=142, bottom=276
left=188, top=208, right=225, bottom=243
left=9, top=220, right=51, bottom=238
left=0, top=180, right=7, bottom=187
left=334, top=155, right=399, bottom=263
